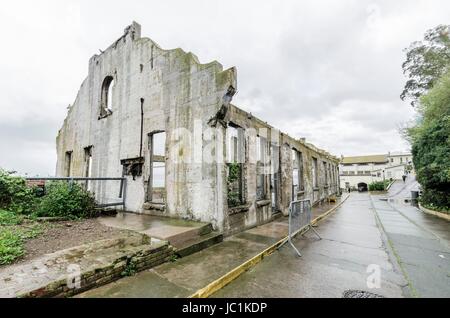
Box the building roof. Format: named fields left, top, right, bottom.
left=342, top=155, right=388, bottom=164
left=389, top=152, right=412, bottom=157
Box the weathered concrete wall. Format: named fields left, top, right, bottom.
left=56, top=22, right=339, bottom=235
left=223, top=106, right=340, bottom=234
left=56, top=22, right=236, bottom=228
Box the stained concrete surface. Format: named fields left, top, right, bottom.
left=214, top=178, right=450, bottom=298
left=213, top=193, right=405, bottom=298
left=98, top=213, right=210, bottom=244
left=371, top=177, right=450, bottom=298
left=77, top=199, right=344, bottom=298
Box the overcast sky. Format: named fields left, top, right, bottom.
left=0, top=0, right=448, bottom=176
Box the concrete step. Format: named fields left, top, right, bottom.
left=98, top=213, right=215, bottom=252
left=163, top=222, right=213, bottom=247
left=0, top=233, right=173, bottom=298
left=173, top=232, right=224, bottom=258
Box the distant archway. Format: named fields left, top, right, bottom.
left=357, top=182, right=368, bottom=192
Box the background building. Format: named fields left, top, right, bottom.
left=339, top=152, right=413, bottom=191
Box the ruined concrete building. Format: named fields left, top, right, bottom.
left=56, top=22, right=340, bottom=235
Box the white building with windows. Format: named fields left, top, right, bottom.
left=339, top=152, right=413, bottom=190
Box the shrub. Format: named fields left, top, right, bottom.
left=0, top=210, right=23, bottom=226
left=412, top=116, right=450, bottom=209
left=369, top=181, right=389, bottom=192
left=34, top=182, right=97, bottom=219
left=0, top=224, right=43, bottom=265
left=0, top=169, right=37, bottom=214
left=0, top=228, right=24, bottom=265
left=227, top=163, right=242, bottom=208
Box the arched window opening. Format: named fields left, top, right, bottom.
left=100, top=76, right=115, bottom=117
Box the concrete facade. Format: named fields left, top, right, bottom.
left=339, top=152, right=413, bottom=190
left=56, top=22, right=340, bottom=235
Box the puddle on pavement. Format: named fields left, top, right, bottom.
left=379, top=198, right=419, bottom=207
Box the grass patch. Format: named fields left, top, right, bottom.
left=0, top=221, right=44, bottom=266
left=0, top=209, right=24, bottom=226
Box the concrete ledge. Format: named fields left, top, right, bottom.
left=0, top=234, right=174, bottom=298
left=419, top=203, right=450, bottom=221
left=143, top=203, right=166, bottom=211
left=256, top=200, right=271, bottom=208
left=229, top=204, right=251, bottom=215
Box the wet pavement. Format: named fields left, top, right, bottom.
left=372, top=177, right=450, bottom=298
left=213, top=193, right=405, bottom=298
left=214, top=177, right=450, bottom=298
left=76, top=199, right=345, bottom=298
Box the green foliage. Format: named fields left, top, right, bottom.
left=0, top=224, right=43, bottom=265
left=34, top=182, right=97, bottom=219
left=0, top=210, right=23, bottom=226
left=369, top=181, right=389, bottom=192
left=121, top=259, right=138, bottom=277
left=170, top=254, right=179, bottom=263
left=227, top=163, right=242, bottom=208
left=0, top=169, right=38, bottom=214
left=228, top=163, right=241, bottom=183
left=405, top=66, right=450, bottom=210
left=412, top=116, right=450, bottom=209
left=422, top=201, right=450, bottom=214
left=401, top=25, right=450, bottom=107
left=0, top=228, right=24, bottom=265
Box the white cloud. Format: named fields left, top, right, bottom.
left=0, top=0, right=448, bottom=175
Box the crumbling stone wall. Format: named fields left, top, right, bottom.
left=56, top=22, right=339, bottom=235
left=222, top=106, right=340, bottom=234
left=56, top=22, right=236, bottom=228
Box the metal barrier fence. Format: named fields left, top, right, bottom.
left=281, top=199, right=321, bottom=257
left=25, top=177, right=127, bottom=210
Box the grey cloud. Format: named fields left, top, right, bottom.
left=0, top=0, right=448, bottom=176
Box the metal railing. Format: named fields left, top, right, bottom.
left=25, top=177, right=127, bottom=210
left=280, top=199, right=321, bottom=257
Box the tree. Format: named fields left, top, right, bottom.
left=409, top=73, right=450, bottom=211
left=401, top=25, right=450, bottom=107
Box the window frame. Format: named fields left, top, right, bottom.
left=148, top=131, right=167, bottom=204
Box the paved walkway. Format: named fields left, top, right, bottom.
left=371, top=178, right=450, bottom=298
left=213, top=193, right=406, bottom=298
left=76, top=198, right=345, bottom=298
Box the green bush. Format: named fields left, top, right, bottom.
left=0, top=210, right=23, bottom=226
left=408, top=72, right=450, bottom=210
left=0, top=169, right=37, bottom=214
left=34, top=182, right=97, bottom=219
left=369, top=181, right=389, bottom=192
left=0, top=228, right=25, bottom=265
left=0, top=224, right=43, bottom=265
left=412, top=117, right=450, bottom=208
left=227, top=163, right=243, bottom=208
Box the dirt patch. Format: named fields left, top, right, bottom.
left=5, top=219, right=131, bottom=266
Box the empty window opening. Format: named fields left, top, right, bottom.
left=292, top=150, right=299, bottom=197
left=292, top=149, right=304, bottom=197
left=312, top=157, right=319, bottom=189
left=227, top=126, right=245, bottom=208
left=149, top=132, right=166, bottom=203
left=323, top=161, right=328, bottom=185
left=270, top=144, right=280, bottom=212
left=84, top=147, right=93, bottom=190
left=121, top=158, right=144, bottom=181
left=100, top=76, right=115, bottom=117
left=64, top=151, right=72, bottom=177
left=256, top=136, right=268, bottom=201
